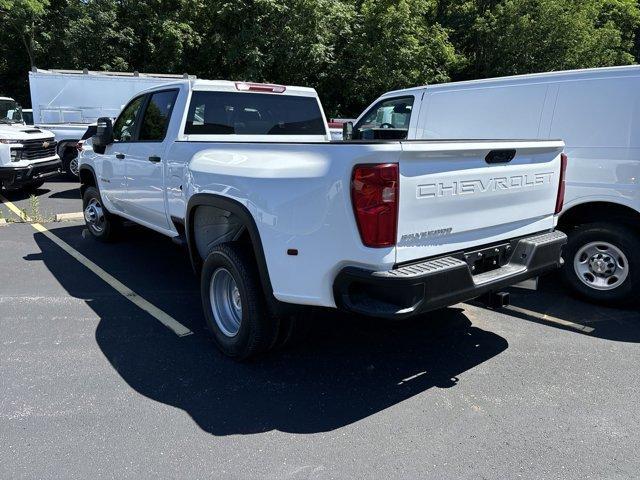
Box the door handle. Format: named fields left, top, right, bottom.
left=485, top=149, right=516, bottom=164
left=116, top=153, right=125, bottom=160
left=148, top=155, right=161, bottom=163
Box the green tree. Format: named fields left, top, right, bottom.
left=2, top=0, right=640, bottom=116
left=0, top=0, right=48, bottom=67
left=440, top=0, right=640, bottom=79
left=339, top=0, right=460, bottom=115
left=117, top=0, right=203, bottom=73
left=41, top=0, right=134, bottom=71
left=0, top=0, right=48, bottom=102
left=188, top=0, right=355, bottom=114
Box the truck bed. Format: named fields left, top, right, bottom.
left=168, top=138, right=564, bottom=307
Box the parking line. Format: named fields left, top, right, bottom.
left=0, top=194, right=193, bottom=337
left=505, top=304, right=595, bottom=333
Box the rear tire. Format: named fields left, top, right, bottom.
left=561, top=222, right=639, bottom=306
left=201, top=243, right=278, bottom=359
left=82, top=186, right=120, bottom=242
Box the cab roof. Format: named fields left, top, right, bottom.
left=133, top=79, right=318, bottom=98
left=190, top=79, right=318, bottom=97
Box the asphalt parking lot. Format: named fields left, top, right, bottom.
left=1, top=178, right=639, bottom=479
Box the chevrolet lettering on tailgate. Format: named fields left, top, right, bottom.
left=417, top=172, right=555, bottom=199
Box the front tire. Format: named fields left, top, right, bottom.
left=201, top=243, right=278, bottom=359
left=60, top=146, right=80, bottom=179
left=82, top=186, right=120, bottom=242
left=561, top=222, right=639, bottom=306
left=65, top=155, right=80, bottom=179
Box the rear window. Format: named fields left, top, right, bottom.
left=184, top=91, right=326, bottom=135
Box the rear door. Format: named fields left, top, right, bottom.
left=396, top=141, right=564, bottom=264
left=122, top=89, right=178, bottom=229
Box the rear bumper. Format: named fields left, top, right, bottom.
left=333, top=230, right=567, bottom=319
left=0, top=158, right=62, bottom=187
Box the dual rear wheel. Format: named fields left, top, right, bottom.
left=201, top=243, right=310, bottom=360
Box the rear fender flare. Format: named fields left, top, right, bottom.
left=185, top=193, right=274, bottom=299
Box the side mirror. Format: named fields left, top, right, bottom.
left=92, top=117, right=114, bottom=152
left=342, top=121, right=354, bottom=141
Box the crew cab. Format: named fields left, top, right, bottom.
left=79, top=80, right=567, bottom=359
left=0, top=97, right=61, bottom=192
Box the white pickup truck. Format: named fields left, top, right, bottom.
left=0, top=97, right=61, bottom=192
left=79, top=80, right=567, bottom=359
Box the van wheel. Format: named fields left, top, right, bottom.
left=82, top=186, right=120, bottom=242
left=561, top=222, right=639, bottom=306
left=201, top=243, right=278, bottom=360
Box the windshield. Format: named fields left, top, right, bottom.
left=0, top=99, right=23, bottom=124
left=354, top=96, right=414, bottom=140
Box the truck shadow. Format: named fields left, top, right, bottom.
left=1, top=186, right=52, bottom=201
left=49, top=187, right=81, bottom=200
left=495, top=277, right=640, bottom=343
left=98, top=306, right=506, bottom=435
left=31, top=224, right=509, bottom=435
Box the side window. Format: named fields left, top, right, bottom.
left=113, top=96, right=145, bottom=142
left=139, top=90, right=179, bottom=141
left=354, top=96, right=414, bottom=139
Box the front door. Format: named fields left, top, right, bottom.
left=122, top=89, right=178, bottom=230
left=98, top=95, right=145, bottom=212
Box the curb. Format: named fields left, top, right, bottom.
left=55, top=212, right=85, bottom=222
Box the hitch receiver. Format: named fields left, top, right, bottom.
left=481, top=291, right=510, bottom=309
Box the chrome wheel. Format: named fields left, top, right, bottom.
left=209, top=268, right=242, bottom=337
left=69, top=157, right=79, bottom=177
left=574, top=241, right=629, bottom=291
left=84, top=198, right=106, bottom=234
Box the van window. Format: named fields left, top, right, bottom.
left=550, top=79, right=639, bottom=148
left=184, top=91, right=326, bottom=135
left=354, top=96, right=414, bottom=139
left=139, top=90, right=178, bottom=141
left=420, top=85, right=547, bottom=140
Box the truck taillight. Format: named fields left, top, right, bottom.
left=235, top=82, right=286, bottom=93
left=555, top=153, right=568, bottom=214
left=351, top=163, right=399, bottom=248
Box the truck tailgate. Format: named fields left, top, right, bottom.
left=396, top=140, right=564, bottom=264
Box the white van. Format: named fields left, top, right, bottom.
left=351, top=66, right=640, bottom=305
